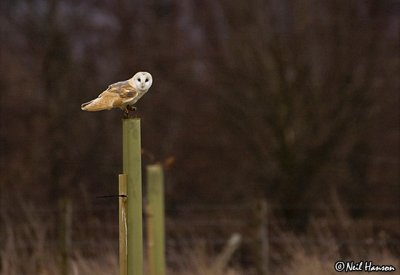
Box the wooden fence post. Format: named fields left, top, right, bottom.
left=119, top=174, right=128, bottom=275
left=256, top=199, right=268, bottom=275
left=123, top=118, right=143, bottom=275
left=146, top=164, right=166, bottom=275
left=58, top=197, right=72, bottom=275
left=249, top=199, right=269, bottom=275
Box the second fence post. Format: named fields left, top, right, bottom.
left=122, top=118, right=143, bottom=275
left=146, top=164, right=166, bottom=275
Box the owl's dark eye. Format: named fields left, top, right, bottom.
left=138, top=79, right=141, bottom=82
left=145, top=78, right=149, bottom=82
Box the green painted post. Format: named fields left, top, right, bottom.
left=122, top=118, right=143, bottom=275
left=146, top=164, right=166, bottom=275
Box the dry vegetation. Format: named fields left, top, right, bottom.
left=1, top=203, right=398, bottom=275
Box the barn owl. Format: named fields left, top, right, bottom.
left=81, top=72, right=153, bottom=112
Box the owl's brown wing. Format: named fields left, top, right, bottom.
left=99, top=80, right=138, bottom=99
left=81, top=81, right=138, bottom=111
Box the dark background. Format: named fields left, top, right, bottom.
left=0, top=0, right=399, bottom=263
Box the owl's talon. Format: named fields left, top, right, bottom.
left=127, top=105, right=137, bottom=112
left=123, top=106, right=137, bottom=118
left=123, top=109, right=130, bottom=118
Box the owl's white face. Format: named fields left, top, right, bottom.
left=131, top=72, right=153, bottom=92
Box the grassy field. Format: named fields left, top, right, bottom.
left=1, top=206, right=398, bottom=275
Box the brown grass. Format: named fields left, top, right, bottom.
left=272, top=219, right=399, bottom=275
left=0, top=205, right=398, bottom=275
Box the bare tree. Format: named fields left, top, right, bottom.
left=198, top=0, right=398, bottom=228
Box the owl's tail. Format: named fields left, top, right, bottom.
left=81, top=98, right=111, bottom=111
